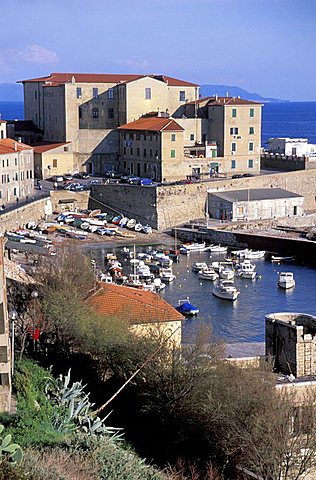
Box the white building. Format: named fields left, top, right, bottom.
left=268, top=138, right=316, bottom=157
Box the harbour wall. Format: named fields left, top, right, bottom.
left=90, top=169, right=316, bottom=230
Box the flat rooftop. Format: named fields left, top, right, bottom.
left=209, top=188, right=303, bottom=202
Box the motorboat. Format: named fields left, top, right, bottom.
left=180, top=242, right=206, bottom=254
left=237, top=260, right=256, bottom=279
left=198, top=268, right=219, bottom=281
left=152, top=277, right=166, bottom=291
left=121, top=247, right=132, bottom=258
left=142, top=225, right=153, bottom=234
left=209, top=244, right=228, bottom=254
left=211, top=260, right=233, bottom=272
left=136, top=264, right=153, bottom=279
left=159, top=267, right=176, bottom=283
left=213, top=280, right=240, bottom=301
left=271, top=255, right=296, bottom=263
left=191, top=262, right=208, bottom=272
left=137, top=252, right=152, bottom=261
left=175, top=298, right=199, bottom=316
left=244, top=250, right=266, bottom=260
left=127, top=218, right=136, bottom=229
left=134, top=223, right=143, bottom=232
left=219, top=265, right=235, bottom=280
left=278, top=272, right=296, bottom=289
left=153, top=253, right=173, bottom=267
left=230, top=248, right=249, bottom=257
left=119, top=217, right=129, bottom=228
left=125, top=274, right=144, bottom=289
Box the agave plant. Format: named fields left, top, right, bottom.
left=0, top=425, right=23, bottom=465
left=45, top=369, right=122, bottom=438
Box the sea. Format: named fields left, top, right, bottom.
left=0, top=101, right=316, bottom=145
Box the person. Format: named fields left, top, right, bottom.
left=39, top=182, right=43, bottom=190
left=16, top=197, right=19, bottom=205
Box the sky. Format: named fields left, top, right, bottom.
left=0, top=0, right=315, bottom=101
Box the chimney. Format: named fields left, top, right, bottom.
left=14, top=142, right=17, bottom=151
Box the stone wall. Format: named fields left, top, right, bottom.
left=50, top=190, right=90, bottom=212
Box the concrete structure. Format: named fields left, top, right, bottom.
left=0, top=135, right=34, bottom=204
left=266, top=312, right=316, bottom=377
left=87, top=282, right=183, bottom=347
left=33, top=142, right=74, bottom=179
left=268, top=138, right=316, bottom=157
left=207, top=188, right=304, bottom=221
left=0, top=236, right=12, bottom=412
left=21, top=72, right=199, bottom=176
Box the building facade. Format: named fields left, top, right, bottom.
left=33, top=142, right=74, bottom=179
left=268, top=138, right=316, bottom=157
left=22, top=73, right=199, bottom=176
left=0, top=131, right=34, bottom=204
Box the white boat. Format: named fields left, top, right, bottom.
left=136, top=264, right=153, bottom=278
left=211, top=260, right=233, bottom=272
left=142, top=225, right=153, bottom=234
left=219, top=265, right=235, bottom=280
left=159, top=267, right=176, bottom=283
left=237, top=260, right=256, bottom=279
left=198, top=268, right=219, bottom=281
left=231, top=248, right=249, bottom=257
left=119, top=217, right=129, bottom=227
left=153, top=277, right=166, bottom=291
left=209, top=244, right=228, bottom=254
left=271, top=255, right=296, bottom=263
left=191, top=262, right=208, bottom=272
left=244, top=250, right=266, bottom=260
left=278, top=272, right=296, bottom=289
left=137, top=252, right=152, bottom=261
left=213, top=280, right=240, bottom=301
left=180, top=242, right=206, bottom=254
left=134, top=223, right=143, bottom=232
left=153, top=253, right=173, bottom=267
left=127, top=218, right=136, bottom=229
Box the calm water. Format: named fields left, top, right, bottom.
left=88, top=247, right=316, bottom=345
left=0, top=101, right=316, bottom=147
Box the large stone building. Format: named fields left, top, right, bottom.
left=21, top=72, right=199, bottom=176
left=0, top=126, right=34, bottom=204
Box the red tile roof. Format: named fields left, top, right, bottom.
left=20, top=72, right=198, bottom=87
left=33, top=142, right=71, bottom=153
left=87, top=283, right=183, bottom=324
left=0, top=138, right=33, bottom=154
left=0, top=120, right=7, bottom=124
left=118, top=117, right=184, bottom=132
left=206, top=96, right=262, bottom=106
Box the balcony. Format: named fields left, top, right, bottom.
left=184, top=142, right=217, bottom=159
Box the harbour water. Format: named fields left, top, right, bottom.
left=89, top=246, right=316, bottom=346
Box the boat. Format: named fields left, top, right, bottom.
left=219, top=265, right=235, bottom=280
left=230, top=248, right=249, bottom=257
left=125, top=274, right=144, bottom=289
left=198, top=268, right=219, bottom=281
left=209, top=244, right=228, bottom=254
left=237, top=260, right=256, bottom=279
left=271, top=255, right=296, bottom=263
left=175, top=298, right=199, bottom=316
left=127, top=218, right=136, bottom=229
left=191, top=262, right=208, bottom=272
left=278, top=272, right=296, bottom=289
left=142, top=225, right=152, bottom=234
left=244, top=250, right=266, bottom=260
left=134, top=223, right=143, bottom=232
left=89, top=209, right=102, bottom=217
left=111, top=215, right=123, bottom=225
left=152, top=277, right=166, bottom=291
left=213, top=280, right=240, bottom=301
left=159, top=267, right=176, bottom=283
left=153, top=253, right=173, bottom=267
left=180, top=242, right=206, bottom=254
left=119, top=217, right=129, bottom=227
left=121, top=247, right=132, bottom=258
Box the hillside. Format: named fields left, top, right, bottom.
left=200, top=84, right=287, bottom=103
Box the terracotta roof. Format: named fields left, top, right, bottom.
left=0, top=138, right=33, bottom=154
left=206, top=96, right=262, bottom=106
left=33, top=142, right=71, bottom=153
left=118, top=117, right=184, bottom=132
left=20, top=72, right=198, bottom=87
left=87, top=283, right=183, bottom=324
left=0, top=120, right=7, bottom=124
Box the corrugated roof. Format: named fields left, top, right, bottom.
left=87, top=282, right=183, bottom=324
left=0, top=138, right=33, bottom=154
left=118, top=117, right=184, bottom=132
left=206, top=96, right=262, bottom=106
left=20, top=72, right=198, bottom=87
left=33, top=142, right=70, bottom=153
left=210, top=188, right=303, bottom=202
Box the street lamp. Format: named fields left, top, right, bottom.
left=8, top=309, right=17, bottom=375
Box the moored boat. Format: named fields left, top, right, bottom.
left=175, top=298, right=199, bottom=316
left=198, top=268, right=219, bottom=281
left=209, top=244, right=228, bottom=254
left=278, top=272, right=296, bottom=289
left=191, top=262, right=208, bottom=272
left=127, top=218, right=136, bottom=229
left=213, top=280, right=240, bottom=301
left=180, top=242, right=206, bottom=254
left=237, top=260, right=256, bottom=279
left=159, top=267, right=176, bottom=283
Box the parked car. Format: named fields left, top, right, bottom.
left=242, top=173, right=255, bottom=177
left=138, top=178, right=154, bottom=186
left=69, top=183, right=84, bottom=191
left=105, top=170, right=121, bottom=179
left=73, top=172, right=90, bottom=179
left=50, top=175, right=64, bottom=183
left=232, top=174, right=243, bottom=179
left=63, top=174, right=73, bottom=181
left=89, top=179, right=101, bottom=185
left=64, top=182, right=81, bottom=190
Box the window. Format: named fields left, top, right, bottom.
left=130, top=162, right=134, bottom=174
left=230, top=127, right=239, bottom=135
left=64, top=146, right=69, bottom=152
left=13, top=187, right=17, bottom=196
left=7, top=159, right=9, bottom=167
left=150, top=134, right=153, bottom=142
left=130, top=147, right=133, bottom=156
left=15, top=173, right=18, bottom=181
left=53, top=158, right=58, bottom=168
left=0, top=131, right=3, bottom=139
left=137, top=148, right=140, bottom=156
left=79, top=107, right=82, bottom=119
left=150, top=149, right=153, bottom=157
left=92, top=108, right=99, bottom=118
left=179, top=90, right=185, bottom=101
left=237, top=206, right=244, bottom=215
left=2, top=160, right=4, bottom=167
left=171, top=134, right=176, bottom=142
left=250, top=108, right=254, bottom=118
left=190, top=133, right=195, bottom=141
left=249, top=126, right=254, bottom=135
left=231, top=160, right=236, bottom=169
left=108, top=88, right=114, bottom=99
left=123, top=147, right=126, bottom=155
left=143, top=133, right=147, bottom=141
left=76, top=87, right=82, bottom=99
left=145, top=88, right=151, bottom=100
left=248, top=159, right=254, bottom=168
left=129, top=133, right=134, bottom=140
left=249, top=142, right=254, bottom=151
left=35, top=91, right=37, bottom=99
left=143, top=148, right=147, bottom=157
left=155, top=150, right=158, bottom=158
left=171, top=150, right=176, bottom=158
left=232, top=108, right=237, bottom=118
left=231, top=142, right=237, bottom=152
left=30, top=170, right=32, bottom=179
left=136, top=133, right=140, bottom=140
left=26, top=171, right=29, bottom=179
left=108, top=108, right=114, bottom=119
left=123, top=161, right=127, bottom=169
left=144, top=163, right=147, bottom=173
left=92, top=87, right=98, bottom=99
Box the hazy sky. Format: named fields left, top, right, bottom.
left=1, top=0, right=315, bottom=101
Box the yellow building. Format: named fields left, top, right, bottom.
left=33, top=142, right=74, bottom=179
